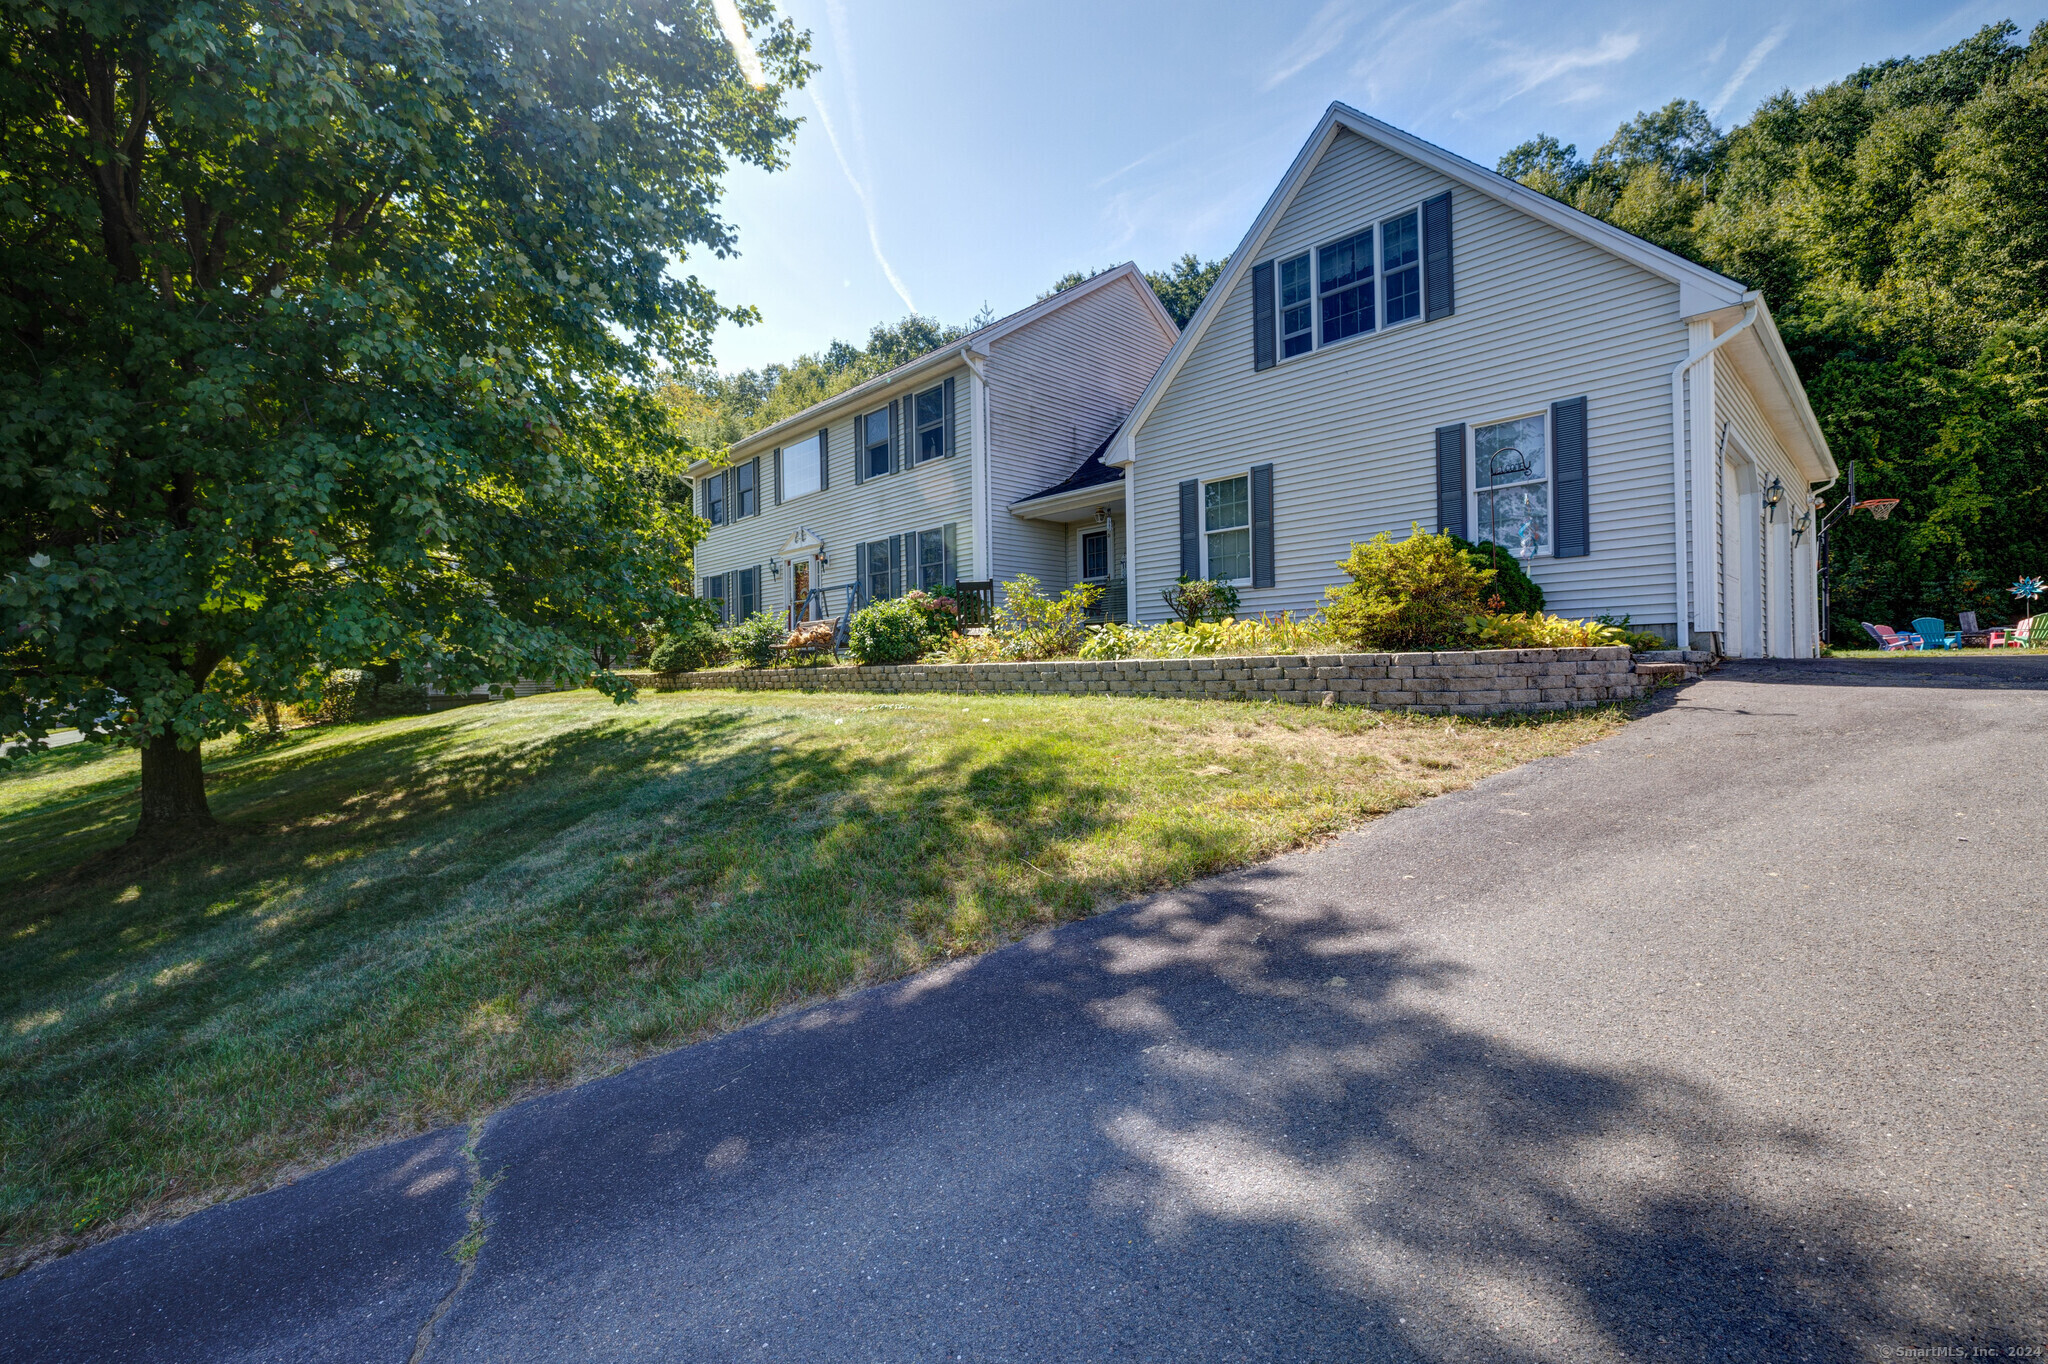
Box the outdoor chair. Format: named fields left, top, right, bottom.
left=1994, top=616, right=2036, bottom=649
left=1860, top=622, right=1920, bottom=651
left=777, top=618, right=841, bottom=666
left=1910, top=616, right=1960, bottom=650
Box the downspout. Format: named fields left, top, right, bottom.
left=960, top=346, right=993, bottom=582
left=1669, top=304, right=1758, bottom=650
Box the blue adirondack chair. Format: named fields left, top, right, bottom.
left=1910, top=616, right=1959, bottom=650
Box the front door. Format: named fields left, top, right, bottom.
left=790, top=560, right=809, bottom=621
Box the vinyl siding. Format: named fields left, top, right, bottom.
left=694, top=364, right=974, bottom=612
left=987, top=275, right=1174, bottom=592
left=1713, top=362, right=1817, bottom=657
left=1130, top=127, right=1690, bottom=626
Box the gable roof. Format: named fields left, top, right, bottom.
left=1114, top=102, right=1789, bottom=467
left=698, top=263, right=1178, bottom=471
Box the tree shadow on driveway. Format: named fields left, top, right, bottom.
left=446, top=863, right=2040, bottom=1363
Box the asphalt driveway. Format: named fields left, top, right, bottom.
left=5, top=656, right=2044, bottom=1362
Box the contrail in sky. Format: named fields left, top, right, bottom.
left=810, top=90, right=917, bottom=315
left=1709, top=22, right=1790, bottom=118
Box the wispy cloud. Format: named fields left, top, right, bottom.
left=710, top=0, right=765, bottom=87
left=1263, top=0, right=1363, bottom=90
left=1708, top=22, right=1790, bottom=118
left=1478, top=32, right=1642, bottom=111
left=808, top=90, right=916, bottom=315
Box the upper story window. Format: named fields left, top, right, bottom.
left=1319, top=230, right=1375, bottom=345
left=1279, top=254, right=1313, bottom=358
left=706, top=472, right=726, bottom=526
left=733, top=459, right=757, bottom=518
left=863, top=408, right=892, bottom=479
left=782, top=432, right=822, bottom=500
left=1204, top=475, right=1251, bottom=582
left=1475, top=414, right=1549, bottom=559
left=1381, top=210, right=1421, bottom=326
left=914, top=385, right=946, bottom=462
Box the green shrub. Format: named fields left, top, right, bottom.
left=1449, top=536, right=1545, bottom=614
left=992, top=575, right=1101, bottom=660
left=723, top=612, right=788, bottom=669
left=1593, top=614, right=1671, bottom=652
left=849, top=598, right=938, bottom=665
left=1467, top=613, right=1630, bottom=649
left=1078, top=622, right=1147, bottom=660
left=1324, top=525, right=1494, bottom=650
left=648, top=600, right=727, bottom=672
left=1160, top=576, right=1240, bottom=624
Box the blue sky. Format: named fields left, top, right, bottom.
left=689, top=0, right=2045, bottom=373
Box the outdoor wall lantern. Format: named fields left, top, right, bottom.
left=1791, top=507, right=1812, bottom=548
left=1763, top=476, right=1785, bottom=520
left=768, top=561, right=781, bottom=579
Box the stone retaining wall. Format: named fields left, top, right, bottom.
left=629, top=647, right=1643, bottom=715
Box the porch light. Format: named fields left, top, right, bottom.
left=1762, top=476, right=1785, bottom=520
left=1791, top=508, right=1811, bottom=548
left=768, top=561, right=780, bottom=579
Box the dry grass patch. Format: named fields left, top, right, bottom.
left=0, top=689, right=1631, bottom=1273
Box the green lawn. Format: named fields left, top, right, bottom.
left=1, top=688, right=1630, bottom=1273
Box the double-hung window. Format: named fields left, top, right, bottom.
left=914, top=385, right=946, bottom=462
left=865, top=538, right=893, bottom=602
left=1081, top=530, right=1110, bottom=580
left=706, top=473, right=726, bottom=526
left=701, top=576, right=726, bottom=622
left=781, top=433, right=822, bottom=500
left=1381, top=210, right=1421, bottom=326
left=1319, top=230, right=1375, bottom=345
left=735, top=567, right=757, bottom=618
left=918, top=528, right=947, bottom=588
left=1474, top=414, right=1550, bottom=559
left=1204, top=476, right=1251, bottom=582
left=733, top=460, right=757, bottom=518
left=1279, top=253, right=1313, bottom=358
left=863, top=408, right=891, bottom=479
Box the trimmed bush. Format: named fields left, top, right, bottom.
left=1324, top=525, right=1493, bottom=650
left=723, top=612, right=788, bottom=669
left=992, top=575, right=1101, bottom=660
left=849, top=598, right=938, bottom=665
left=648, top=601, right=727, bottom=672
left=1449, top=535, right=1545, bottom=614
left=1160, top=576, right=1240, bottom=624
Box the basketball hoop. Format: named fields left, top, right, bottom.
left=1855, top=498, right=1901, bottom=521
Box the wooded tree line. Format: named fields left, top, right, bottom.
left=1503, top=20, right=2048, bottom=637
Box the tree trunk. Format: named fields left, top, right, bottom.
left=135, top=731, right=214, bottom=838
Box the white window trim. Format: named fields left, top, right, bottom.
left=1258, top=197, right=1431, bottom=366
left=781, top=433, right=823, bottom=502
left=1199, top=471, right=1255, bottom=586
left=861, top=406, right=893, bottom=480
left=1376, top=203, right=1427, bottom=335
left=1465, top=406, right=1554, bottom=559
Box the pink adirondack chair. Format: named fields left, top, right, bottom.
left=1861, top=622, right=1921, bottom=651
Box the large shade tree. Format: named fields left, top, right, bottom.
left=1, top=0, right=810, bottom=834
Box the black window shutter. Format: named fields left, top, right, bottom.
left=817, top=429, right=829, bottom=491
left=726, top=570, right=738, bottom=622
left=1251, top=261, right=1276, bottom=371
left=891, top=535, right=905, bottom=597
left=751, top=457, right=763, bottom=515
left=891, top=399, right=902, bottom=474
left=856, top=541, right=869, bottom=604
left=1250, top=463, right=1275, bottom=589
left=772, top=449, right=782, bottom=505
left=714, top=471, right=728, bottom=525
left=943, top=376, right=957, bottom=457
left=1423, top=192, right=1455, bottom=321
left=854, top=420, right=866, bottom=485
left=1178, top=479, right=1200, bottom=578
left=1552, top=396, right=1589, bottom=558
left=698, top=478, right=710, bottom=522
left=1435, top=424, right=1468, bottom=537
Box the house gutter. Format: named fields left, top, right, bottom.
left=1669, top=303, right=1758, bottom=650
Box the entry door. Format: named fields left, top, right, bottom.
left=790, top=560, right=810, bottom=621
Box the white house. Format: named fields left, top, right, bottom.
left=691, top=264, right=1177, bottom=628
left=1110, top=103, right=1838, bottom=657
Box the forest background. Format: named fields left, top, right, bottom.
left=660, top=21, right=2048, bottom=640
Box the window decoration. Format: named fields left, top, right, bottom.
left=1204, top=476, right=1251, bottom=582
left=1319, top=230, right=1375, bottom=344
left=1475, top=415, right=1549, bottom=559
